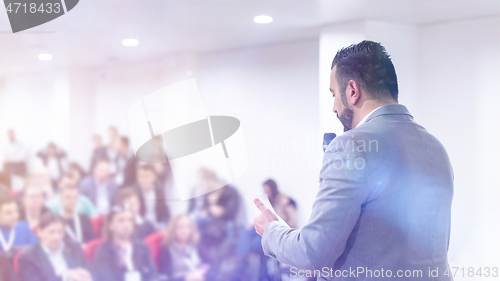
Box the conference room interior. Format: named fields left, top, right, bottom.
left=0, top=1, right=499, bottom=281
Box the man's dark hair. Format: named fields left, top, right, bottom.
left=331, top=40, right=398, bottom=102
left=104, top=205, right=135, bottom=240
left=60, top=183, right=79, bottom=194
left=263, top=179, right=279, bottom=197
left=117, top=187, right=139, bottom=205
left=38, top=212, right=65, bottom=230
left=120, top=136, right=129, bottom=147
left=95, top=155, right=110, bottom=164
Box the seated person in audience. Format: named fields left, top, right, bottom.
left=79, top=157, right=118, bottom=215
left=159, top=214, right=206, bottom=281
left=106, top=126, right=120, bottom=176
left=132, top=164, right=170, bottom=227
left=236, top=224, right=269, bottom=281
left=262, top=179, right=297, bottom=228
left=36, top=142, right=68, bottom=185
left=32, top=167, right=56, bottom=201
left=0, top=196, right=37, bottom=254
left=46, top=173, right=96, bottom=217
left=18, top=212, right=93, bottom=281
left=115, top=136, right=137, bottom=188
left=0, top=196, right=37, bottom=281
left=117, top=188, right=156, bottom=240
left=68, top=162, right=86, bottom=186
left=89, top=134, right=107, bottom=172
left=189, top=169, right=242, bottom=280
left=93, top=205, right=157, bottom=281
left=188, top=168, right=241, bottom=226
left=60, top=185, right=96, bottom=244
left=18, top=185, right=49, bottom=230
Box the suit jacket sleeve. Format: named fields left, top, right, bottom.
left=138, top=242, right=158, bottom=281
left=80, top=215, right=96, bottom=243
left=261, top=135, right=369, bottom=270
left=18, top=251, right=61, bottom=281
left=158, top=246, right=191, bottom=281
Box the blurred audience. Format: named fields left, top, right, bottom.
left=36, top=142, right=68, bottom=184
left=106, top=126, right=120, bottom=176
left=159, top=214, right=206, bottom=281
left=90, top=135, right=107, bottom=172
left=93, top=205, right=157, bottom=281
left=46, top=173, right=96, bottom=217
left=262, top=179, right=297, bottom=228
left=18, top=212, right=93, bottom=281
left=0, top=196, right=37, bottom=254
left=190, top=168, right=243, bottom=281
left=237, top=226, right=269, bottom=281
left=3, top=129, right=28, bottom=177
left=118, top=188, right=156, bottom=240
left=133, top=164, right=170, bottom=227
left=115, top=136, right=137, bottom=187
left=18, top=185, right=49, bottom=230
left=31, top=168, right=56, bottom=202
left=68, top=162, right=86, bottom=186
left=59, top=185, right=96, bottom=244
left=0, top=127, right=294, bottom=281
left=79, top=157, right=118, bottom=215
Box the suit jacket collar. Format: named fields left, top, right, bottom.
left=364, top=104, right=413, bottom=124
left=31, top=244, right=57, bottom=277
left=34, top=242, right=79, bottom=271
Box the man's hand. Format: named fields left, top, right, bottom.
left=65, top=268, right=93, bottom=281
left=253, top=198, right=279, bottom=236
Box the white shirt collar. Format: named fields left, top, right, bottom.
left=355, top=106, right=382, bottom=128
left=41, top=242, right=65, bottom=256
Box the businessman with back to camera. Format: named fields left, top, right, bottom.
left=254, top=40, right=454, bottom=280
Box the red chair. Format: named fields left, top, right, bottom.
left=9, top=190, right=18, bottom=197
left=144, top=232, right=165, bottom=268
left=91, top=215, right=105, bottom=237
left=14, top=248, right=26, bottom=274
left=83, top=238, right=105, bottom=262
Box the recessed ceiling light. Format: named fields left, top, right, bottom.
left=38, top=54, right=53, bottom=61
left=253, top=15, right=273, bottom=24
left=122, top=38, right=139, bottom=47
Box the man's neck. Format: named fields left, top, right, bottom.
left=62, top=208, right=75, bottom=219
left=95, top=177, right=106, bottom=185
left=352, top=99, right=396, bottom=128
left=42, top=242, right=63, bottom=253
left=141, top=184, right=153, bottom=192
left=26, top=208, right=41, bottom=218
left=114, top=236, right=131, bottom=248
left=177, top=241, right=187, bottom=249
left=0, top=223, right=14, bottom=230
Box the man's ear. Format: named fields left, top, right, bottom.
left=348, top=80, right=361, bottom=105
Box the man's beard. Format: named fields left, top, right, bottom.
left=337, top=107, right=354, bottom=132
left=338, top=90, right=354, bottom=132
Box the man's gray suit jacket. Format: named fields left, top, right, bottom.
left=262, top=104, right=454, bottom=280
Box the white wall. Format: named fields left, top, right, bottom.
left=0, top=71, right=71, bottom=172
left=418, top=15, right=500, bottom=270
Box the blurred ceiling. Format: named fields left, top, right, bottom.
left=0, top=0, right=499, bottom=76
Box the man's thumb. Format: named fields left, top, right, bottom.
left=254, top=198, right=267, bottom=212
